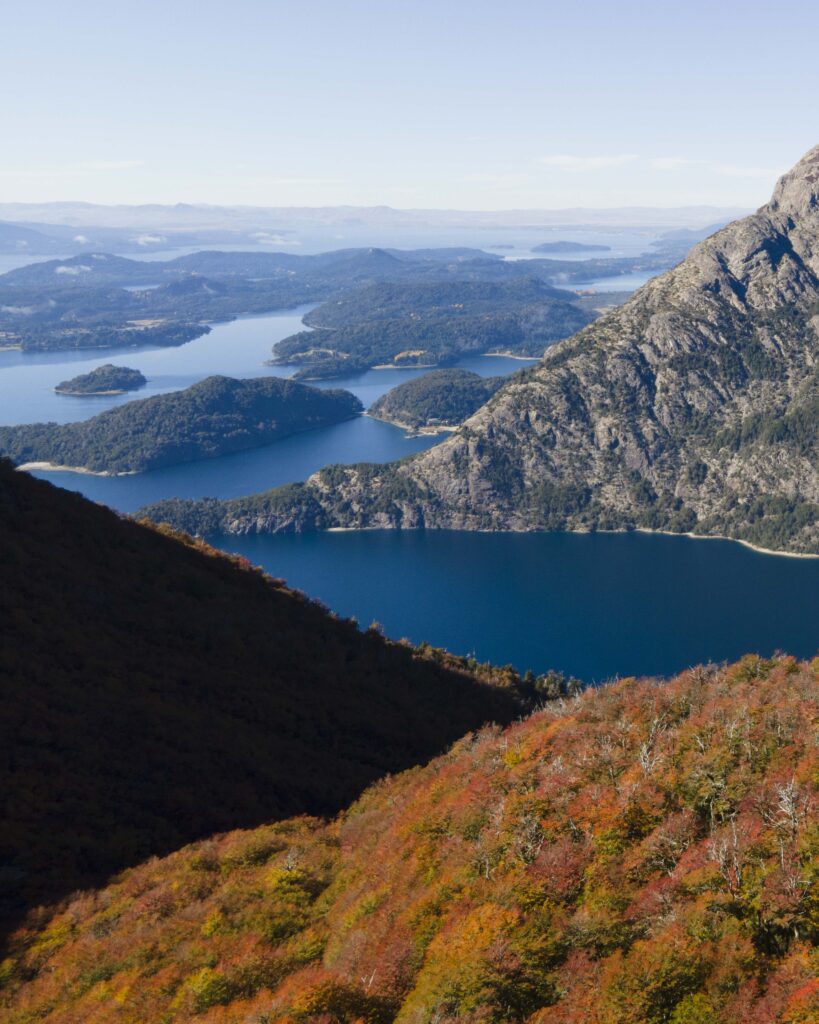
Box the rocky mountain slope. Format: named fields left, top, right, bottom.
left=0, top=460, right=525, bottom=939
left=142, top=146, right=819, bottom=554
left=3, top=655, right=816, bottom=1023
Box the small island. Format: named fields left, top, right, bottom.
left=2, top=375, right=363, bottom=475
left=368, top=369, right=505, bottom=434
left=532, top=240, right=612, bottom=254
left=55, top=364, right=147, bottom=396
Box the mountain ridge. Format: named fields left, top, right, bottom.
left=140, top=146, right=819, bottom=554
left=0, top=459, right=526, bottom=939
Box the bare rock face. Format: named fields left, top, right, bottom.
left=376, top=144, right=819, bottom=553
left=142, top=147, right=819, bottom=553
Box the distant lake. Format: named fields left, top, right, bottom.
left=574, top=270, right=657, bottom=292
left=4, top=310, right=534, bottom=510
left=218, top=529, right=819, bottom=681
left=0, top=307, right=534, bottom=426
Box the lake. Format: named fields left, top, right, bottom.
left=217, top=529, right=819, bottom=682
left=3, top=303, right=816, bottom=683
left=0, top=309, right=533, bottom=508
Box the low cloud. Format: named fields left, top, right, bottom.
left=55, top=265, right=92, bottom=275
left=650, top=157, right=696, bottom=171
left=245, top=176, right=344, bottom=188
left=650, top=157, right=782, bottom=180
left=250, top=232, right=301, bottom=246
left=536, top=154, right=783, bottom=184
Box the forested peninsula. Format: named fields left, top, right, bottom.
left=0, top=375, right=362, bottom=474
left=369, top=368, right=506, bottom=432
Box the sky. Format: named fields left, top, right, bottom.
left=1, top=0, right=818, bottom=210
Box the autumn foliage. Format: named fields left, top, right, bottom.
left=0, top=459, right=524, bottom=937
left=2, top=655, right=817, bottom=1023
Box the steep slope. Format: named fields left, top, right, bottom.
left=0, top=376, right=362, bottom=474
left=3, top=656, right=816, bottom=1023
left=0, top=460, right=525, bottom=937
left=143, top=146, right=819, bottom=553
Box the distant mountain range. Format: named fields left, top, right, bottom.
left=141, top=146, right=819, bottom=554
left=0, top=201, right=749, bottom=238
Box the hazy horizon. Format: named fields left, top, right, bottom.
left=2, top=1, right=817, bottom=210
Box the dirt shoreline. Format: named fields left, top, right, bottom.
left=16, top=461, right=136, bottom=478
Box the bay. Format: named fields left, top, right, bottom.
left=3, top=288, right=815, bottom=684
left=217, top=529, right=819, bottom=682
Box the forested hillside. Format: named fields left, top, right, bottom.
left=273, top=279, right=594, bottom=378
left=3, top=655, right=816, bottom=1022
left=0, top=376, right=362, bottom=474
left=0, top=460, right=525, bottom=938
left=369, top=369, right=505, bottom=430
left=0, top=246, right=665, bottom=353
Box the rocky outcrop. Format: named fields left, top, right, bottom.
left=142, top=147, right=819, bottom=554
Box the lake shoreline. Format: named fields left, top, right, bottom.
left=631, top=526, right=819, bottom=560
left=363, top=410, right=458, bottom=436
left=310, top=522, right=818, bottom=560
left=54, top=388, right=131, bottom=397
left=481, top=351, right=540, bottom=361
left=17, top=461, right=137, bottom=478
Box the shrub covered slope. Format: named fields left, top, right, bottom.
left=2, top=656, right=817, bottom=1022
left=0, top=460, right=524, bottom=938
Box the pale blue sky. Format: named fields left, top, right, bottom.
left=2, top=0, right=817, bottom=209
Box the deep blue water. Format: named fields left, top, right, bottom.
left=2, top=298, right=816, bottom=682
left=218, top=529, right=819, bottom=682
left=35, top=415, right=440, bottom=512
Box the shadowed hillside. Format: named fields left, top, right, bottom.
left=2, top=656, right=816, bottom=1022
left=0, top=460, right=525, bottom=942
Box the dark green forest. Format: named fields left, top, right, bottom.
left=369, top=368, right=506, bottom=428
left=0, top=375, right=362, bottom=474
left=272, top=278, right=595, bottom=377
left=55, top=363, right=146, bottom=394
